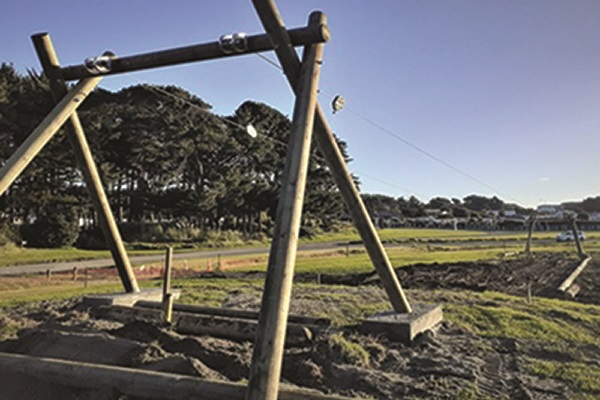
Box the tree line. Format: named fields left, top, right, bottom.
left=1, top=63, right=598, bottom=248
left=0, top=63, right=347, bottom=247
left=361, top=193, right=523, bottom=220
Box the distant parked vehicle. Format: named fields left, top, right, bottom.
left=556, top=231, right=586, bottom=242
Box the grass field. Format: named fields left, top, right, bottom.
left=0, top=237, right=598, bottom=397
left=2, top=227, right=599, bottom=268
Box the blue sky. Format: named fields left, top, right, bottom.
left=2, top=1, right=600, bottom=207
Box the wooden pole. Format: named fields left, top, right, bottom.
left=525, top=214, right=535, bottom=256
left=134, top=300, right=332, bottom=327
left=251, top=2, right=412, bottom=313
left=97, top=306, right=313, bottom=346
left=0, top=352, right=353, bottom=400
left=32, top=33, right=139, bottom=293
left=570, top=216, right=585, bottom=258
left=162, top=247, right=174, bottom=323
left=162, top=247, right=173, bottom=298
left=558, top=255, right=592, bottom=292
left=246, top=20, right=323, bottom=400
left=57, top=24, right=329, bottom=81
left=0, top=77, right=100, bottom=196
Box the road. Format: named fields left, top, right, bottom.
left=0, top=235, right=547, bottom=277
left=0, top=241, right=351, bottom=277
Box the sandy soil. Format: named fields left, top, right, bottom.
left=0, top=253, right=598, bottom=399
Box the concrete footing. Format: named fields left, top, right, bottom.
left=360, top=303, right=443, bottom=343
left=83, top=289, right=181, bottom=307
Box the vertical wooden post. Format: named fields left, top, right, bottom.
left=0, top=78, right=101, bottom=195
left=162, top=247, right=174, bottom=323
left=245, top=25, right=323, bottom=400
left=31, top=33, right=139, bottom=293
left=525, top=214, right=535, bottom=256
left=162, top=247, right=173, bottom=298
left=250, top=2, right=412, bottom=313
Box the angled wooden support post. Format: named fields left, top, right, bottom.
left=0, top=78, right=100, bottom=195
left=31, top=33, right=139, bottom=293
left=246, top=16, right=324, bottom=400
left=251, top=0, right=412, bottom=313
left=569, top=216, right=585, bottom=258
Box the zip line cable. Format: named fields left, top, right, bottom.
left=252, top=53, right=523, bottom=204
left=135, top=81, right=258, bottom=137
left=355, top=172, right=424, bottom=199
left=126, top=76, right=420, bottom=197
left=343, top=107, right=518, bottom=202
left=255, top=53, right=284, bottom=70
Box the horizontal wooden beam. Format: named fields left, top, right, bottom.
left=134, top=300, right=332, bottom=328
left=96, top=305, right=313, bottom=346
left=54, top=23, right=330, bottom=81
left=0, top=352, right=353, bottom=400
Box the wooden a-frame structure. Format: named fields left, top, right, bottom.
left=0, top=1, right=414, bottom=399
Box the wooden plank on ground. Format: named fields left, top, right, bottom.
left=0, top=352, right=354, bottom=400
left=134, top=300, right=332, bottom=328
left=94, top=305, right=313, bottom=347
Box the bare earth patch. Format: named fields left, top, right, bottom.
left=0, top=252, right=598, bottom=399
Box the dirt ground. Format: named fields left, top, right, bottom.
left=316, top=252, right=600, bottom=305
left=0, top=252, right=598, bottom=399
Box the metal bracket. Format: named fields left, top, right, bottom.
left=219, top=32, right=248, bottom=54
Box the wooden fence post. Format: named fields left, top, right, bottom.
left=162, top=247, right=174, bottom=323
left=525, top=214, right=535, bottom=256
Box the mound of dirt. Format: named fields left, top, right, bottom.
left=1, top=304, right=591, bottom=400
left=317, top=253, right=600, bottom=305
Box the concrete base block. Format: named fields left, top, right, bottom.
left=360, top=303, right=443, bottom=343
left=83, top=289, right=181, bottom=307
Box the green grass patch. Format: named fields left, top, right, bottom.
left=443, top=291, right=600, bottom=346
left=172, top=277, right=265, bottom=308
left=0, top=279, right=161, bottom=308
left=0, top=246, right=111, bottom=267
left=236, top=245, right=525, bottom=274
left=454, top=382, right=489, bottom=400
left=0, top=311, right=22, bottom=340
left=303, top=227, right=600, bottom=245
left=525, top=358, right=600, bottom=394
left=0, top=282, right=122, bottom=308
left=327, top=332, right=370, bottom=367
left=303, top=227, right=498, bottom=244
left=293, top=284, right=389, bottom=326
